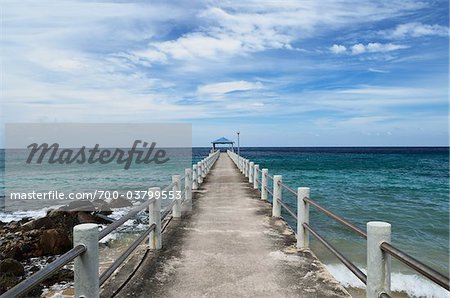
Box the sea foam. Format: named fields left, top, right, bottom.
left=0, top=208, right=52, bottom=223
left=325, top=263, right=450, bottom=298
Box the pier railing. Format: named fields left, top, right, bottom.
left=1, top=150, right=220, bottom=298
left=227, top=150, right=449, bottom=298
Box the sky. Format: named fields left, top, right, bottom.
left=1, top=0, right=449, bottom=147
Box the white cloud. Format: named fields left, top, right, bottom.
left=150, top=32, right=246, bottom=61
left=330, top=44, right=347, bottom=54
left=329, top=42, right=408, bottom=55
left=382, top=22, right=449, bottom=39
left=368, top=68, right=390, bottom=73
left=351, top=44, right=367, bottom=55
left=197, top=81, right=263, bottom=96
left=131, top=1, right=426, bottom=64
left=350, top=42, right=408, bottom=54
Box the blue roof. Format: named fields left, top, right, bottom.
left=212, top=137, right=234, bottom=143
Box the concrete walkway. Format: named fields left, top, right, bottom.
left=115, top=153, right=350, bottom=298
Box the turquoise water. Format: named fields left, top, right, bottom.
left=239, top=147, right=449, bottom=295
left=1, top=148, right=192, bottom=211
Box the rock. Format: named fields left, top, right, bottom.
left=46, top=210, right=79, bottom=232
left=39, top=229, right=72, bottom=255
left=0, top=274, right=20, bottom=295
left=41, top=268, right=73, bottom=286
left=77, top=212, right=110, bottom=224
left=109, top=197, right=132, bottom=208
left=64, top=200, right=95, bottom=212
left=6, top=222, right=19, bottom=230
left=22, top=217, right=54, bottom=231
left=2, top=243, right=23, bottom=260
left=47, top=209, right=66, bottom=218
left=0, top=258, right=25, bottom=277
left=92, top=199, right=113, bottom=215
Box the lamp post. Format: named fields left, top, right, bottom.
left=237, top=131, right=240, bottom=156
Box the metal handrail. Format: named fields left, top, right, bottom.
left=161, top=199, right=178, bottom=220
left=303, top=197, right=367, bottom=239
left=277, top=199, right=298, bottom=220
left=99, top=198, right=156, bottom=240
left=265, top=186, right=273, bottom=197
left=163, top=180, right=177, bottom=191
left=100, top=224, right=156, bottom=285
left=266, top=173, right=274, bottom=180
left=303, top=223, right=367, bottom=285
left=0, top=244, right=87, bottom=298
left=278, top=181, right=297, bottom=197
left=380, top=242, right=449, bottom=290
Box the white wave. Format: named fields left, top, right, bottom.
left=325, top=263, right=450, bottom=298
left=99, top=232, right=118, bottom=244
left=0, top=208, right=52, bottom=223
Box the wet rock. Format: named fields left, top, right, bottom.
left=0, top=258, right=25, bottom=277
left=109, top=197, right=132, bottom=208
left=39, top=229, right=72, bottom=255
left=2, top=243, right=23, bottom=260
left=77, top=211, right=110, bottom=224
left=22, top=217, right=54, bottom=231
left=6, top=222, right=19, bottom=230
left=47, top=208, right=66, bottom=218
left=92, top=199, right=113, bottom=215
left=41, top=268, right=73, bottom=286
left=0, top=274, right=20, bottom=295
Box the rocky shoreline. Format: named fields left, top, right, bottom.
left=0, top=198, right=133, bottom=296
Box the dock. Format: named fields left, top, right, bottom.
left=109, top=153, right=349, bottom=297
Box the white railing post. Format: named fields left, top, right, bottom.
left=261, top=169, right=268, bottom=200
left=297, top=187, right=310, bottom=248
left=253, top=164, right=259, bottom=189
left=244, top=159, right=248, bottom=177
left=197, top=161, right=203, bottom=184
left=74, top=223, right=99, bottom=298
left=172, top=175, right=181, bottom=218
left=192, top=164, right=198, bottom=190
left=248, top=162, right=254, bottom=183
left=149, top=187, right=162, bottom=249
left=185, top=168, right=192, bottom=203
left=367, top=222, right=391, bottom=298
left=246, top=160, right=250, bottom=177
left=272, top=175, right=282, bottom=217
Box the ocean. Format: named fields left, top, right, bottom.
left=0, top=147, right=448, bottom=297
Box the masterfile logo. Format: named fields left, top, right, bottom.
left=26, top=140, right=170, bottom=170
